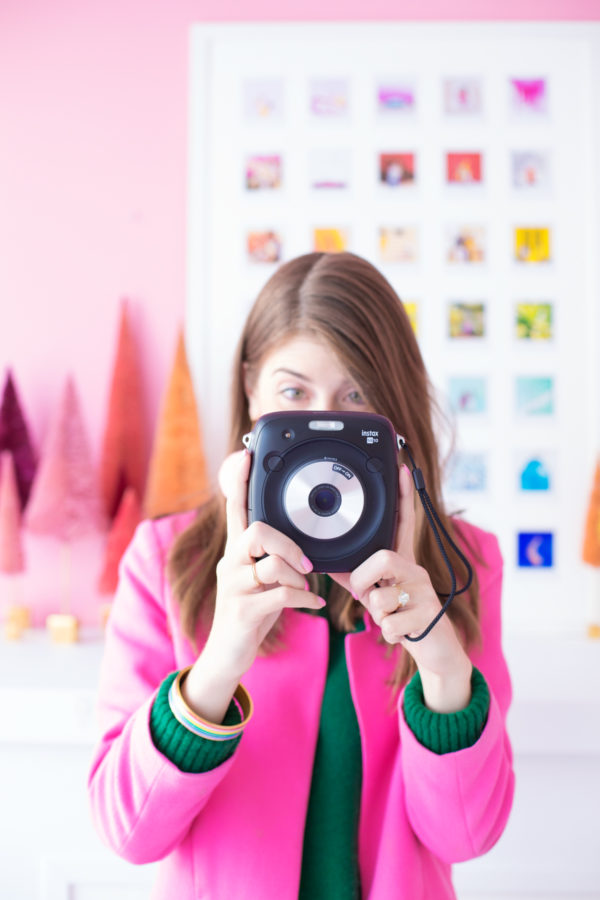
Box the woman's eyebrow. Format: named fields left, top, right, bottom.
left=271, top=367, right=313, bottom=382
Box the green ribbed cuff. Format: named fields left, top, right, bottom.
left=403, top=666, right=490, bottom=755
left=150, top=671, right=242, bottom=773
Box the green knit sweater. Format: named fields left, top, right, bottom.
left=150, top=614, right=490, bottom=897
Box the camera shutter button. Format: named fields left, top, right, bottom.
left=366, top=458, right=383, bottom=473
left=264, top=453, right=284, bottom=472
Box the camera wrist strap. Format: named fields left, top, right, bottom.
left=398, top=439, right=473, bottom=643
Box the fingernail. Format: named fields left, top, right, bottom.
left=304, top=579, right=310, bottom=591
left=351, top=591, right=359, bottom=601
left=317, top=597, right=326, bottom=607
left=301, top=555, right=313, bottom=573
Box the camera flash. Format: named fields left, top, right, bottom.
left=308, top=419, right=344, bottom=431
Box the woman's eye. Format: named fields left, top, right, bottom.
left=347, top=390, right=365, bottom=404
left=280, top=387, right=305, bottom=400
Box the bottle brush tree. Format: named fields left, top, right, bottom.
left=99, top=300, right=147, bottom=520
left=144, top=330, right=209, bottom=518
left=0, top=370, right=37, bottom=510
left=25, top=377, right=106, bottom=630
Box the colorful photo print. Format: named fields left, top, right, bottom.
left=448, top=302, right=485, bottom=338
left=512, top=151, right=550, bottom=189
left=515, top=376, right=554, bottom=416
left=514, top=227, right=551, bottom=263
left=446, top=152, right=482, bottom=184
left=447, top=452, right=487, bottom=492
left=510, top=78, right=548, bottom=115
left=377, top=81, right=416, bottom=113
left=446, top=226, right=486, bottom=263
left=243, top=79, right=284, bottom=122
left=448, top=376, right=487, bottom=415
left=518, top=531, right=554, bottom=568
left=246, top=230, right=282, bottom=263
left=245, top=154, right=282, bottom=190
left=309, top=79, right=349, bottom=118
left=515, top=303, right=553, bottom=340
left=308, top=148, right=351, bottom=190
left=379, top=227, right=418, bottom=263
left=443, top=78, right=483, bottom=115
left=518, top=454, right=553, bottom=492
left=402, top=300, right=418, bottom=335
left=313, top=228, right=349, bottom=253
left=379, top=153, right=415, bottom=186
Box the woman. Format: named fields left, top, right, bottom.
left=88, top=251, right=514, bottom=899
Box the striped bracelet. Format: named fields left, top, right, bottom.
left=167, top=665, right=254, bottom=741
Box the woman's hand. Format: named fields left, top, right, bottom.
left=331, top=465, right=472, bottom=713
left=182, top=451, right=322, bottom=723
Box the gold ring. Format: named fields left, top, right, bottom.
left=251, top=560, right=264, bottom=589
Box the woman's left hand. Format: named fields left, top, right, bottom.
left=330, top=465, right=473, bottom=713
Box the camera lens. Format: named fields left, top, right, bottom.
left=308, top=484, right=342, bottom=517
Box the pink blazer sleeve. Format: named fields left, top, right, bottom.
left=87, top=520, right=234, bottom=864
left=398, top=527, right=515, bottom=862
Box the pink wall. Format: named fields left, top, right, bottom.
left=0, top=1, right=598, bottom=626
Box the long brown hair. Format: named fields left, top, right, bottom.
left=168, top=252, right=481, bottom=687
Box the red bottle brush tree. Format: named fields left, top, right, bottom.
left=99, top=300, right=147, bottom=520
left=144, top=331, right=209, bottom=518
left=97, top=486, right=142, bottom=594
left=0, top=370, right=37, bottom=510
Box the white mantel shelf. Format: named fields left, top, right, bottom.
left=0, top=628, right=105, bottom=746
left=1, top=628, right=599, bottom=753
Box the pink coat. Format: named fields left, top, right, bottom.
left=88, top=512, right=514, bottom=900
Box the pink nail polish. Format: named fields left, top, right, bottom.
left=351, top=591, right=359, bottom=601
left=301, top=555, right=313, bottom=573
left=317, top=597, right=326, bottom=607
left=304, top=579, right=310, bottom=591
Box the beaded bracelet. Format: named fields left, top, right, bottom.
left=167, top=666, right=254, bottom=742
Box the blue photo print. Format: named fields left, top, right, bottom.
left=518, top=531, right=554, bottom=568
left=519, top=457, right=551, bottom=491
left=448, top=376, right=487, bottom=415
left=447, top=451, right=487, bottom=492
left=515, top=376, right=554, bottom=416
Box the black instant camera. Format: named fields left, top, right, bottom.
left=243, top=411, right=401, bottom=572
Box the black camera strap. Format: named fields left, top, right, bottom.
left=398, top=438, right=473, bottom=643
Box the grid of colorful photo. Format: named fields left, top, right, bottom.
left=237, top=72, right=559, bottom=570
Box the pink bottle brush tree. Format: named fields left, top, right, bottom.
left=0, top=370, right=37, bottom=510
left=0, top=451, right=28, bottom=632
left=24, top=377, right=106, bottom=630
left=0, top=451, right=25, bottom=575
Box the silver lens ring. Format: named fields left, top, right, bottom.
left=284, top=460, right=364, bottom=539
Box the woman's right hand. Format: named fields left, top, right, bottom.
left=181, top=450, right=323, bottom=723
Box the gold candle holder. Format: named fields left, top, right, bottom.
left=6, top=604, right=31, bottom=630
left=46, top=613, right=79, bottom=644
left=3, top=619, right=24, bottom=641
